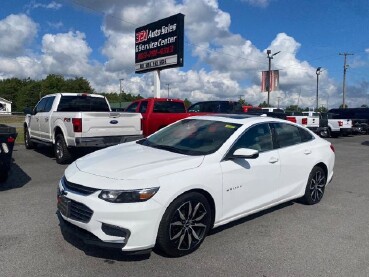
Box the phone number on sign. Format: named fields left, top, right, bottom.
left=137, top=46, right=174, bottom=61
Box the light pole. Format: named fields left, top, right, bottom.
left=266, top=50, right=280, bottom=106
left=166, top=83, right=170, bottom=98
left=277, top=96, right=281, bottom=109
left=316, top=67, right=322, bottom=111
left=119, top=78, right=124, bottom=108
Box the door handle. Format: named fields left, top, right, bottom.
left=304, top=149, right=312, bottom=155
left=36, top=118, right=39, bottom=122
left=269, top=157, right=279, bottom=164
left=45, top=118, right=49, bottom=122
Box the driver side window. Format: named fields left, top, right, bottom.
left=231, top=123, right=273, bottom=152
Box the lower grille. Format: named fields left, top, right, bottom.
left=69, top=200, right=93, bottom=223
left=58, top=196, right=93, bottom=223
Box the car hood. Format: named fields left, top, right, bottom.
left=72, top=142, right=204, bottom=181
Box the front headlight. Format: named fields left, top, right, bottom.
left=98, top=187, right=159, bottom=203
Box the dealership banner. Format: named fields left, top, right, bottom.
left=261, top=70, right=279, bottom=92
left=135, top=13, right=184, bottom=74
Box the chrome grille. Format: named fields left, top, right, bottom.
left=61, top=176, right=99, bottom=196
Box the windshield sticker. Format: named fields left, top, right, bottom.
left=225, top=124, right=236, bottom=129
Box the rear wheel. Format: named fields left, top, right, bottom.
left=54, top=134, right=73, bottom=164
left=301, top=166, right=327, bottom=205
left=24, top=127, right=35, bottom=149
left=156, top=192, right=212, bottom=257
left=319, top=128, right=330, bottom=138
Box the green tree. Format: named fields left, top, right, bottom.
left=184, top=98, right=192, bottom=108
left=285, top=105, right=302, bottom=112
left=258, top=101, right=270, bottom=107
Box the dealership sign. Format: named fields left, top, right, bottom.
left=135, top=13, right=184, bottom=74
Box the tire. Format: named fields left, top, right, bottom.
left=156, top=192, right=212, bottom=257
left=54, top=134, right=73, bottom=164
left=301, top=166, right=327, bottom=205
left=24, top=127, right=35, bottom=149
left=319, top=128, right=330, bottom=138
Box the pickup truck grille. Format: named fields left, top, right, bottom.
left=61, top=176, right=99, bottom=196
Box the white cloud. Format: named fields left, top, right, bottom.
left=28, top=1, right=62, bottom=10
left=0, top=0, right=360, bottom=108
left=241, top=0, right=271, bottom=8
left=41, top=31, right=93, bottom=76
left=0, top=14, right=38, bottom=57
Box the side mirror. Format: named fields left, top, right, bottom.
left=228, top=148, right=259, bottom=160
left=24, top=107, right=34, bottom=115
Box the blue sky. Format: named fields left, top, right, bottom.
left=1, top=0, right=369, bottom=108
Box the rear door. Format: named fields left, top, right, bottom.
left=272, top=122, right=316, bottom=201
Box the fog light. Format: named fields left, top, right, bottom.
left=101, top=223, right=131, bottom=240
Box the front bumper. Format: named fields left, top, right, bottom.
left=57, top=180, right=164, bottom=252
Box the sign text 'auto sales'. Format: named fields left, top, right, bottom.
left=135, top=13, right=184, bottom=73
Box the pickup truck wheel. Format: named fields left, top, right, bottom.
left=54, top=134, right=73, bottom=164
left=301, top=166, right=327, bottom=205
left=319, top=128, right=330, bottom=138
left=156, top=192, right=211, bottom=257
left=24, top=128, right=35, bottom=149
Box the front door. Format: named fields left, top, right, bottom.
left=221, top=123, right=280, bottom=221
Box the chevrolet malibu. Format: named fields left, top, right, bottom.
left=57, top=115, right=335, bottom=257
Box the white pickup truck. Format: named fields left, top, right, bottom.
left=285, top=111, right=329, bottom=137
left=321, top=112, right=353, bottom=137
left=24, top=93, right=143, bottom=164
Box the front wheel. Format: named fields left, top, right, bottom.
left=301, top=166, right=327, bottom=205
left=54, top=134, right=73, bottom=164
left=156, top=192, right=212, bottom=257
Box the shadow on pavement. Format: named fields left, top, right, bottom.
left=0, top=160, right=31, bottom=191
left=362, top=140, right=369, bottom=146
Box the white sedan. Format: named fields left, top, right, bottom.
left=57, top=115, right=335, bottom=257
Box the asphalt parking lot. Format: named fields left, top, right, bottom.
left=1, top=135, right=369, bottom=277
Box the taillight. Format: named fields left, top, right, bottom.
left=287, top=116, right=296, bottom=123
left=330, top=144, right=335, bottom=153
left=72, top=118, right=82, bottom=132
left=7, top=137, right=15, bottom=143
left=338, top=121, right=343, bottom=127
left=302, top=118, right=308, bottom=125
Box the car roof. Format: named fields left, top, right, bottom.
left=188, top=114, right=288, bottom=125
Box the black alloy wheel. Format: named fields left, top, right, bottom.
left=302, top=166, right=327, bottom=205
left=156, top=192, right=212, bottom=257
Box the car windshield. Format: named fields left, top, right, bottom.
left=137, top=118, right=241, bottom=155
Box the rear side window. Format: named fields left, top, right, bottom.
left=57, top=96, right=110, bottom=112
left=139, top=101, right=148, bottom=113
left=153, top=101, right=186, bottom=113
left=125, top=102, right=139, bottom=112
left=231, top=123, right=273, bottom=152
left=299, top=128, right=314, bottom=142
left=273, top=123, right=302, bottom=148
